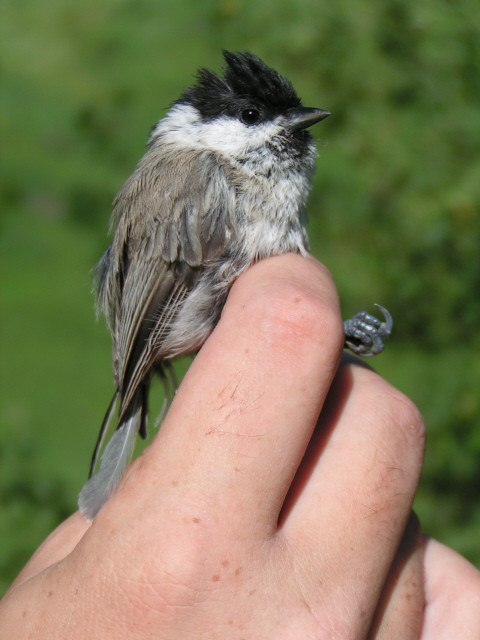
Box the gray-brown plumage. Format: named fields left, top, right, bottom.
left=78, top=51, right=390, bottom=520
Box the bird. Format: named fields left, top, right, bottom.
left=78, top=50, right=391, bottom=520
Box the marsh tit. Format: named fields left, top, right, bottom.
left=78, top=51, right=392, bottom=520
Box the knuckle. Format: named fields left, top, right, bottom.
left=374, top=379, right=426, bottom=451
left=230, top=255, right=344, bottom=357
left=256, top=280, right=343, bottom=355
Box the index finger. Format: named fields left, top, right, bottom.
left=98, top=253, right=344, bottom=539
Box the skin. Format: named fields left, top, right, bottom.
left=1, top=254, right=479, bottom=638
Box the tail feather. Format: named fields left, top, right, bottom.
left=78, top=399, right=142, bottom=521
left=89, top=390, right=120, bottom=478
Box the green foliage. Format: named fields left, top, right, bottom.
left=1, top=0, right=479, bottom=592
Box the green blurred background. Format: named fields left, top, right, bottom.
left=1, top=0, right=479, bottom=594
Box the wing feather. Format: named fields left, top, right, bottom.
left=119, top=277, right=191, bottom=416
left=81, top=146, right=239, bottom=518
left=96, top=148, right=236, bottom=418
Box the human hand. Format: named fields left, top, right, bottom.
left=1, top=254, right=479, bottom=638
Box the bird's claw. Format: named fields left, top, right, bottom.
left=343, top=304, right=393, bottom=357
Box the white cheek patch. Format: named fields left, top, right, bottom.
left=151, top=103, right=281, bottom=158
left=151, top=104, right=200, bottom=143
left=197, top=118, right=279, bottom=157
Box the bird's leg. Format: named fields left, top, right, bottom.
left=343, top=304, right=393, bottom=357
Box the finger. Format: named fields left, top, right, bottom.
left=7, top=513, right=90, bottom=591
left=101, top=254, right=344, bottom=538
left=368, top=512, right=425, bottom=640
left=421, top=537, right=480, bottom=639
left=279, top=358, right=425, bottom=629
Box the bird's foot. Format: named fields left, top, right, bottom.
left=343, top=304, right=393, bottom=357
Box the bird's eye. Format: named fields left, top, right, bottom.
left=240, top=108, right=261, bottom=125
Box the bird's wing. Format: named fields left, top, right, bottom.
left=96, top=150, right=237, bottom=418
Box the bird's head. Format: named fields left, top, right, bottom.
left=150, top=51, right=329, bottom=174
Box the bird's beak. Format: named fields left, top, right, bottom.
left=285, top=107, right=330, bottom=131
